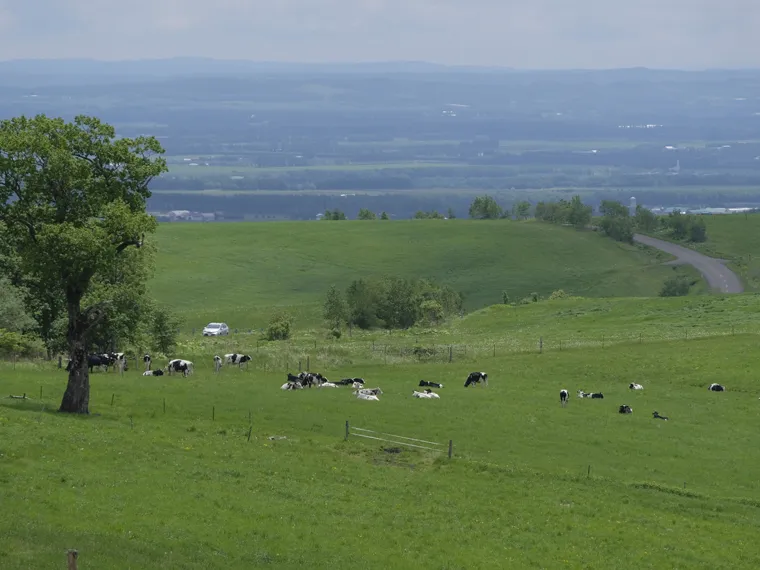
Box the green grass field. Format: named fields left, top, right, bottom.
left=5, top=218, right=760, bottom=568
left=149, top=220, right=685, bottom=329
left=3, top=309, right=760, bottom=568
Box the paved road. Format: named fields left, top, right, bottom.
left=633, top=234, right=744, bottom=293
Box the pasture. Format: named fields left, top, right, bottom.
left=3, top=331, right=760, bottom=568
left=149, top=220, right=682, bottom=328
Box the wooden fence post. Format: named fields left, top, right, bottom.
left=163, top=398, right=166, bottom=414
left=539, top=337, right=543, bottom=354
left=492, top=344, right=495, bottom=357
left=67, top=549, right=79, bottom=570
left=449, top=345, right=453, bottom=363
left=307, top=355, right=310, bottom=370
left=345, top=420, right=350, bottom=441
left=448, top=440, right=453, bottom=459
left=212, top=406, right=215, bottom=421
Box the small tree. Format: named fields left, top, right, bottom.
left=447, top=207, right=456, bottom=219
left=419, top=299, right=444, bottom=325
left=357, top=208, right=377, bottom=220
left=512, top=201, right=531, bottom=220
left=567, top=195, right=592, bottom=228
left=322, top=209, right=346, bottom=220
left=689, top=218, right=707, bottom=242
left=634, top=205, right=659, bottom=232
left=502, top=290, right=510, bottom=304
left=323, top=285, right=347, bottom=331
left=150, top=306, right=181, bottom=355
left=266, top=312, right=293, bottom=341
left=468, top=195, right=503, bottom=219
left=599, top=200, right=629, bottom=218
left=380, top=211, right=390, bottom=220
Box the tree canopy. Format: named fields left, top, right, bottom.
left=0, top=114, right=167, bottom=413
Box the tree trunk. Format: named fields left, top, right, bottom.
left=59, top=295, right=90, bottom=414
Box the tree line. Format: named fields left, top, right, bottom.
left=323, top=277, right=464, bottom=334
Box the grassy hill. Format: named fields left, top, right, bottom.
left=150, top=220, right=685, bottom=329
left=3, top=312, right=760, bottom=568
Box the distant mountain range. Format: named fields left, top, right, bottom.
left=0, top=58, right=758, bottom=86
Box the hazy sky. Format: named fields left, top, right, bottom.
left=0, top=0, right=757, bottom=69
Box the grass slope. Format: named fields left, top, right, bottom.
left=150, top=220, right=681, bottom=328
left=3, top=332, right=760, bottom=568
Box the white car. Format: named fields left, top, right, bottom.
left=202, top=322, right=230, bottom=336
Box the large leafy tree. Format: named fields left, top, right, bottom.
left=0, top=114, right=167, bottom=413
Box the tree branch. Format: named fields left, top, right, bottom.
left=115, top=233, right=144, bottom=254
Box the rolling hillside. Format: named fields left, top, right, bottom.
left=149, top=220, right=685, bottom=328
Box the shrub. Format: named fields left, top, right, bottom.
left=150, top=306, right=181, bottom=354
left=660, top=276, right=691, bottom=297
left=266, top=312, right=293, bottom=341
left=549, top=289, right=570, bottom=300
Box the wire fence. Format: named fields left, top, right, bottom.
left=345, top=421, right=453, bottom=458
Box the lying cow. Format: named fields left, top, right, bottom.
left=281, top=381, right=303, bottom=390
left=708, top=383, right=725, bottom=392
left=419, top=380, right=444, bottom=389
left=629, top=383, right=644, bottom=390
left=652, top=411, right=669, bottom=421
left=413, top=389, right=440, bottom=399
left=143, top=369, right=164, bottom=377
left=618, top=405, right=633, bottom=414
left=578, top=390, right=604, bottom=399
left=354, top=387, right=382, bottom=397
left=464, top=372, right=488, bottom=388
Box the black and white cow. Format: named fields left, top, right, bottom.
left=629, top=383, right=644, bottom=390
left=142, top=369, right=164, bottom=377
left=281, top=381, right=303, bottom=390
left=166, top=359, right=193, bottom=377
left=143, top=354, right=152, bottom=372
left=225, top=353, right=252, bottom=368
left=110, top=352, right=127, bottom=373
left=464, top=372, right=488, bottom=388
left=652, top=411, right=669, bottom=421
left=619, top=405, right=633, bottom=414
left=214, top=355, right=223, bottom=373
left=419, top=380, right=444, bottom=389
left=560, top=389, right=569, bottom=407
left=578, top=390, right=604, bottom=399
left=334, top=378, right=356, bottom=386
left=355, top=387, right=383, bottom=396
left=708, top=383, right=725, bottom=392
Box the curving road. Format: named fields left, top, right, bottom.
left=633, top=234, right=744, bottom=293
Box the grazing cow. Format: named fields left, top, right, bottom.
left=166, top=359, right=193, bottom=377
left=224, top=353, right=252, bottom=368
left=213, top=355, right=222, bottom=373
left=419, top=380, right=444, bottom=389
left=629, top=383, right=644, bottom=390
left=464, top=372, right=488, bottom=388
left=281, top=381, right=303, bottom=390
left=709, top=383, right=725, bottom=392
left=560, top=389, right=569, bottom=407
left=652, top=411, right=669, bottom=421
left=143, top=354, right=152, bottom=371
left=619, top=405, right=633, bottom=414
left=142, top=369, right=164, bottom=377
left=87, top=353, right=111, bottom=372
left=578, top=390, right=604, bottom=399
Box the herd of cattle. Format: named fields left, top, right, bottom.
left=558, top=381, right=728, bottom=420
left=65, top=354, right=730, bottom=417
left=277, top=371, right=488, bottom=401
